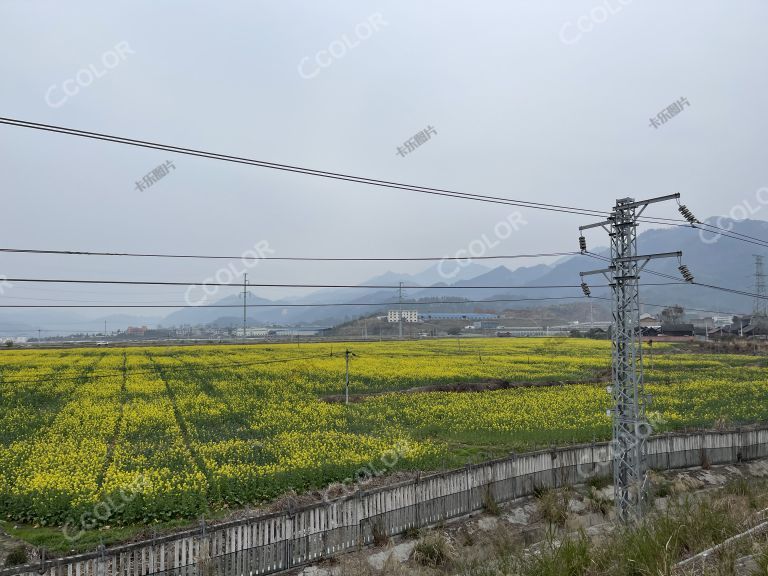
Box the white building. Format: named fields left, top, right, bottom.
left=233, top=327, right=270, bottom=337
left=711, top=315, right=732, bottom=327
left=387, top=310, right=419, bottom=323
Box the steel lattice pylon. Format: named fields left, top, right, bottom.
left=609, top=199, right=647, bottom=521
left=580, top=194, right=683, bottom=522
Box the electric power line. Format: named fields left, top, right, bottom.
left=0, top=276, right=676, bottom=290
left=0, top=247, right=581, bottom=262
left=6, top=117, right=768, bottom=252
left=585, top=251, right=768, bottom=306
left=0, top=116, right=612, bottom=218
left=0, top=296, right=596, bottom=308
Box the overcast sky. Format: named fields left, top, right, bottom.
left=1, top=0, right=767, bottom=324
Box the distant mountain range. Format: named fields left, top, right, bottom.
left=3, top=218, right=768, bottom=335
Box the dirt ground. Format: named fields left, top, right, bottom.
left=321, top=378, right=604, bottom=403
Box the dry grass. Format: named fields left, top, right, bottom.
left=535, top=488, right=570, bottom=526
left=413, top=533, right=455, bottom=568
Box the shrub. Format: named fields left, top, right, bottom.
left=587, top=475, right=611, bottom=491
left=587, top=488, right=612, bottom=516
left=536, top=489, right=569, bottom=526
left=371, top=519, right=389, bottom=546
left=413, top=533, right=454, bottom=567
left=482, top=488, right=500, bottom=516
left=653, top=479, right=672, bottom=498
left=4, top=545, right=28, bottom=567
left=700, top=448, right=711, bottom=470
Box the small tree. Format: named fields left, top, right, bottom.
left=447, top=327, right=462, bottom=336
left=661, top=305, right=685, bottom=324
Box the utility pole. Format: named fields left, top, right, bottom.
left=754, top=255, right=767, bottom=317
left=345, top=349, right=350, bottom=405
left=398, top=282, right=404, bottom=340
left=579, top=193, right=693, bottom=523
left=241, top=273, right=248, bottom=342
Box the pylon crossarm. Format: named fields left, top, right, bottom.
left=579, top=219, right=613, bottom=232
left=580, top=268, right=613, bottom=284
left=614, top=193, right=680, bottom=211
left=615, top=251, right=682, bottom=265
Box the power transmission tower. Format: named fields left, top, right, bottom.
left=754, top=255, right=767, bottom=317
left=579, top=193, right=688, bottom=523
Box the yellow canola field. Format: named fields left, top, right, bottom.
left=0, top=339, right=766, bottom=525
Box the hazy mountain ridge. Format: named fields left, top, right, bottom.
left=2, top=218, right=767, bottom=335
